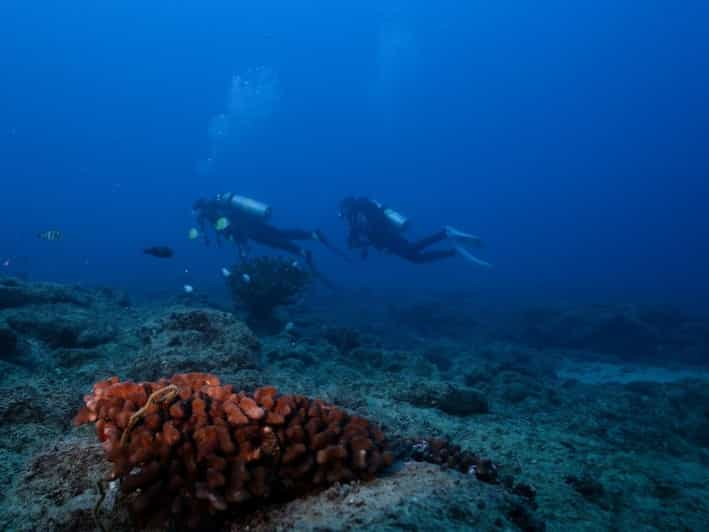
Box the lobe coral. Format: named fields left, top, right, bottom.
left=74, top=373, right=392, bottom=528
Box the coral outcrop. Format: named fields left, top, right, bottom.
left=74, top=373, right=392, bottom=528
left=227, top=256, right=309, bottom=326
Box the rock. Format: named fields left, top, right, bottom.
left=52, top=348, right=101, bottom=368
left=565, top=475, right=605, bottom=502
left=8, top=438, right=130, bottom=532
left=503, top=382, right=534, bottom=404
left=350, top=348, right=384, bottom=368
left=5, top=311, right=115, bottom=349
left=131, top=308, right=260, bottom=378
left=323, top=326, right=361, bottom=354
left=399, top=382, right=489, bottom=416
left=438, top=386, right=490, bottom=416
left=513, top=304, right=709, bottom=363
left=0, top=276, right=91, bottom=309
left=422, top=344, right=454, bottom=371
left=0, top=324, right=30, bottom=365
left=8, top=444, right=533, bottom=532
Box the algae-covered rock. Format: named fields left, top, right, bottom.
left=132, top=308, right=261, bottom=379
left=5, top=311, right=116, bottom=349
left=515, top=303, right=709, bottom=363
left=398, top=382, right=489, bottom=416
left=0, top=276, right=91, bottom=309
left=0, top=324, right=30, bottom=365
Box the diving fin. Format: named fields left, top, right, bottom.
left=454, top=244, right=492, bottom=269
left=445, top=226, right=482, bottom=247
left=312, top=230, right=352, bottom=262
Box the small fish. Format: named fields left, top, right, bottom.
left=143, top=246, right=174, bottom=258
left=241, top=273, right=251, bottom=283
left=221, top=267, right=232, bottom=278
left=183, top=284, right=194, bottom=293
left=188, top=228, right=200, bottom=240
left=2, top=258, right=10, bottom=267
left=214, top=217, right=230, bottom=231
left=291, top=261, right=300, bottom=269
left=37, top=230, right=62, bottom=241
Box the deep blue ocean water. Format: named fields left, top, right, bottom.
left=2, top=1, right=708, bottom=311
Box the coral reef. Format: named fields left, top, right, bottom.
left=227, top=257, right=310, bottom=327
left=74, top=372, right=392, bottom=528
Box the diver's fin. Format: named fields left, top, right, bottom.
left=454, top=245, right=492, bottom=269
left=445, top=226, right=482, bottom=247
left=312, top=230, right=352, bottom=262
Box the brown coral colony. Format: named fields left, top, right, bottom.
left=74, top=373, right=392, bottom=527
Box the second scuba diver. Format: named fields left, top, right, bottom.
left=338, top=196, right=491, bottom=267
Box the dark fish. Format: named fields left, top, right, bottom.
left=37, top=230, right=62, bottom=241
left=143, top=246, right=174, bottom=259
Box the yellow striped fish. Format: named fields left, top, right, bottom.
left=37, top=230, right=63, bottom=241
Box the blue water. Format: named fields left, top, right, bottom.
left=2, top=1, right=708, bottom=310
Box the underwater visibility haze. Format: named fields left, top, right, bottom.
left=1, top=2, right=709, bottom=531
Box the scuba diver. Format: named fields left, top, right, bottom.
left=338, top=196, right=491, bottom=267
left=192, top=193, right=346, bottom=272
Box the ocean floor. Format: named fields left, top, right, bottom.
left=1, top=275, right=708, bottom=531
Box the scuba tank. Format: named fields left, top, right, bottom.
left=217, top=193, right=272, bottom=220
left=383, top=208, right=410, bottom=231
left=373, top=200, right=410, bottom=231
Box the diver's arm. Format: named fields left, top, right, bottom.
left=197, top=218, right=211, bottom=246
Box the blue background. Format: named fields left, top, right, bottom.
left=1, top=1, right=708, bottom=309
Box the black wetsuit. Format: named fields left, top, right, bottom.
left=193, top=196, right=343, bottom=271
left=225, top=213, right=315, bottom=263
left=342, top=197, right=455, bottom=264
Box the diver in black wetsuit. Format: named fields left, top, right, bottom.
left=192, top=197, right=227, bottom=246
left=338, top=196, right=491, bottom=267
left=192, top=194, right=344, bottom=270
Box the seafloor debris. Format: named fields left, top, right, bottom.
left=404, top=436, right=499, bottom=483
left=74, top=372, right=392, bottom=529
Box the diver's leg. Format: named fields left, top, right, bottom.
left=452, top=244, right=492, bottom=268
left=277, top=228, right=351, bottom=262
left=445, top=226, right=483, bottom=247
left=251, top=234, right=305, bottom=257
left=276, top=229, right=314, bottom=240
left=403, top=249, right=457, bottom=264
left=410, top=230, right=448, bottom=252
